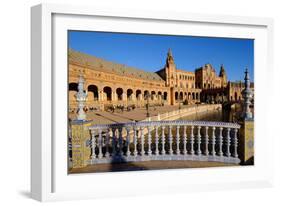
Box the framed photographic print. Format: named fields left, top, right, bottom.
left=31, top=3, right=274, bottom=201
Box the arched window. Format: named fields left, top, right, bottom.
left=127, top=89, right=133, bottom=100
left=144, top=90, right=150, bottom=100
left=88, top=85, right=98, bottom=101
left=69, top=83, right=78, bottom=102
left=164, top=92, right=168, bottom=100
left=103, top=86, right=112, bottom=101
left=179, top=92, right=183, bottom=100
left=116, top=88, right=123, bottom=100
left=136, top=90, right=142, bottom=100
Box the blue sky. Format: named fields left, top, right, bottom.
left=68, top=31, right=254, bottom=82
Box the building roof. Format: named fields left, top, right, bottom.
left=176, top=69, right=195, bottom=75
left=195, top=63, right=216, bottom=73
left=68, top=49, right=164, bottom=82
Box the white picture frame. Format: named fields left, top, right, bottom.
left=31, top=3, right=274, bottom=202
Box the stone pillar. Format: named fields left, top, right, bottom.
left=70, top=120, right=92, bottom=169
left=99, top=90, right=103, bottom=101
left=239, top=120, right=254, bottom=164
left=239, top=68, right=254, bottom=165
left=112, top=91, right=117, bottom=101
left=132, top=92, right=136, bottom=101
left=122, top=92, right=127, bottom=101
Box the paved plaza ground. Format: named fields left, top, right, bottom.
left=69, top=104, right=200, bottom=124
left=69, top=160, right=236, bottom=173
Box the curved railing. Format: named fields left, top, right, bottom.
left=87, top=120, right=241, bottom=164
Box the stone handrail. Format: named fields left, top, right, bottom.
left=87, top=120, right=241, bottom=165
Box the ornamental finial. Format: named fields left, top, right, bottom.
left=242, top=68, right=253, bottom=120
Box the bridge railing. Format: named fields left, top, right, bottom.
left=87, top=120, right=241, bottom=164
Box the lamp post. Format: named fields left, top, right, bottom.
left=75, top=72, right=88, bottom=121
left=145, top=93, right=150, bottom=118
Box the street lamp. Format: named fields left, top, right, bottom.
left=145, top=93, right=150, bottom=118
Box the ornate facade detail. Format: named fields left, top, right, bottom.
left=69, top=49, right=253, bottom=113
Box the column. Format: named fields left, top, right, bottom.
left=218, top=127, right=223, bottom=157
left=98, top=129, right=103, bottom=159
left=155, top=126, right=159, bottom=156
left=211, top=127, right=216, bottom=156
left=226, top=128, right=231, bottom=157
left=176, top=126, right=180, bottom=155
left=126, top=127, right=131, bottom=156
left=161, top=126, right=166, bottom=155
left=169, top=125, right=173, bottom=155
left=183, top=125, right=187, bottom=155
left=133, top=127, right=138, bottom=157
left=233, top=128, right=238, bottom=158
left=197, top=126, right=201, bottom=155
left=147, top=126, right=152, bottom=156
left=91, top=129, right=96, bottom=160
left=112, top=128, right=117, bottom=156
left=205, top=126, right=209, bottom=155
left=99, top=90, right=103, bottom=101
left=118, top=128, right=123, bottom=156
left=105, top=128, right=110, bottom=158
left=190, top=126, right=195, bottom=155
left=140, top=127, right=145, bottom=156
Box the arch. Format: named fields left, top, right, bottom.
left=144, top=90, right=150, bottom=100
left=158, top=91, right=162, bottom=100
left=69, top=83, right=78, bottom=102
left=163, top=92, right=168, bottom=100
left=69, top=82, right=78, bottom=91
left=116, top=88, right=123, bottom=100
left=151, top=91, right=156, bottom=100
left=87, top=85, right=98, bottom=101
left=175, top=92, right=178, bottom=101
left=196, top=93, right=199, bottom=100
left=127, top=89, right=133, bottom=100
left=179, top=92, right=183, bottom=100
left=192, top=92, right=195, bottom=100
left=136, top=90, right=142, bottom=100
left=103, top=86, right=112, bottom=101
left=188, top=92, right=191, bottom=100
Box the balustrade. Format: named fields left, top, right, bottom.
left=88, top=120, right=241, bottom=164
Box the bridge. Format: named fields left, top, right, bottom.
left=69, top=69, right=254, bottom=171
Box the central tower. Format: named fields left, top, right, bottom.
left=165, top=48, right=177, bottom=87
